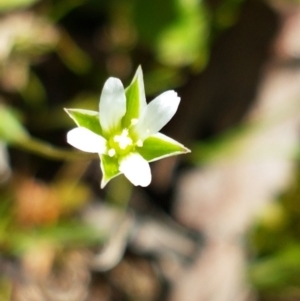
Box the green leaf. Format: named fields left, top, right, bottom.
left=156, top=1, right=209, bottom=67
left=123, top=66, right=146, bottom=128
left=0, top=105, right=28, bottom=143
left=100, top=154, right=121, bottom=188
left=65, top=108, right=102, bottom=136
left=0, top=0, right=39, bottom=11
left=133, top=0, right=209, bottom=67
left=10, top=221, right=103, bottom=254
left=250, top=244, right=300, bottom=291
left=138, top=133, right=190, bottom=162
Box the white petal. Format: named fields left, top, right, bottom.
left=67, top=127, right=107, bottom=153
left=133, top=90, right=180, bottom=140
left=99, top=77, right=126, bottom=134
left=119, top=153, right=151, bottom=187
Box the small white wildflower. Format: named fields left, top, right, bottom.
left=65, top=66, right=190, bottom=188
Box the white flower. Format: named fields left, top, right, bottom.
left=65, top=66, right=189, bottom=188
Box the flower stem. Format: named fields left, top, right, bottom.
left=14, top=137, right=97, bottom=161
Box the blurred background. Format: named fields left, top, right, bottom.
left=1, top=0, right=300, bottom=300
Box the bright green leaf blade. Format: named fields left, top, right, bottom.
left=65, top=108, right=102, bottom=136
left=138, top=133, right=190, bottom=162
left=123, top=66, right=146, bottom=128
left=100, top=154, right=121, bottom=188
left=0, top=105, right=28, bottom=143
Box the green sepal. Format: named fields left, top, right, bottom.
left=137, top=133, right=190, bottom=162
left=122, top=66, right=146, bottom=128
left=100, top=154, right=121, bottom=188
left=65, top=108, right=102, bottom=136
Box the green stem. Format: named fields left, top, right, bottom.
left=14, top=137, right=97, bottom=161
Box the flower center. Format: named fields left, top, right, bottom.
left=108, top=129, right=137, bottom=157
left=114, top=129, right=132, bottom=150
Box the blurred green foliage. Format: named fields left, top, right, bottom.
left=0, top=105, right=28, bottom=143
left=0, top=0, right=247, bottom=164
left=0, top=0, right=39, bottom=12
left=133, top=0, right=210, bottom=67
left=249, top=168, right=300, bottom=300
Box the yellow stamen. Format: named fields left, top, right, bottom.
left=114, top=129, right=133, bottom=150
left=108, top=148, right=116, bottom=157
left=131, top=118, right=138, bottom=125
